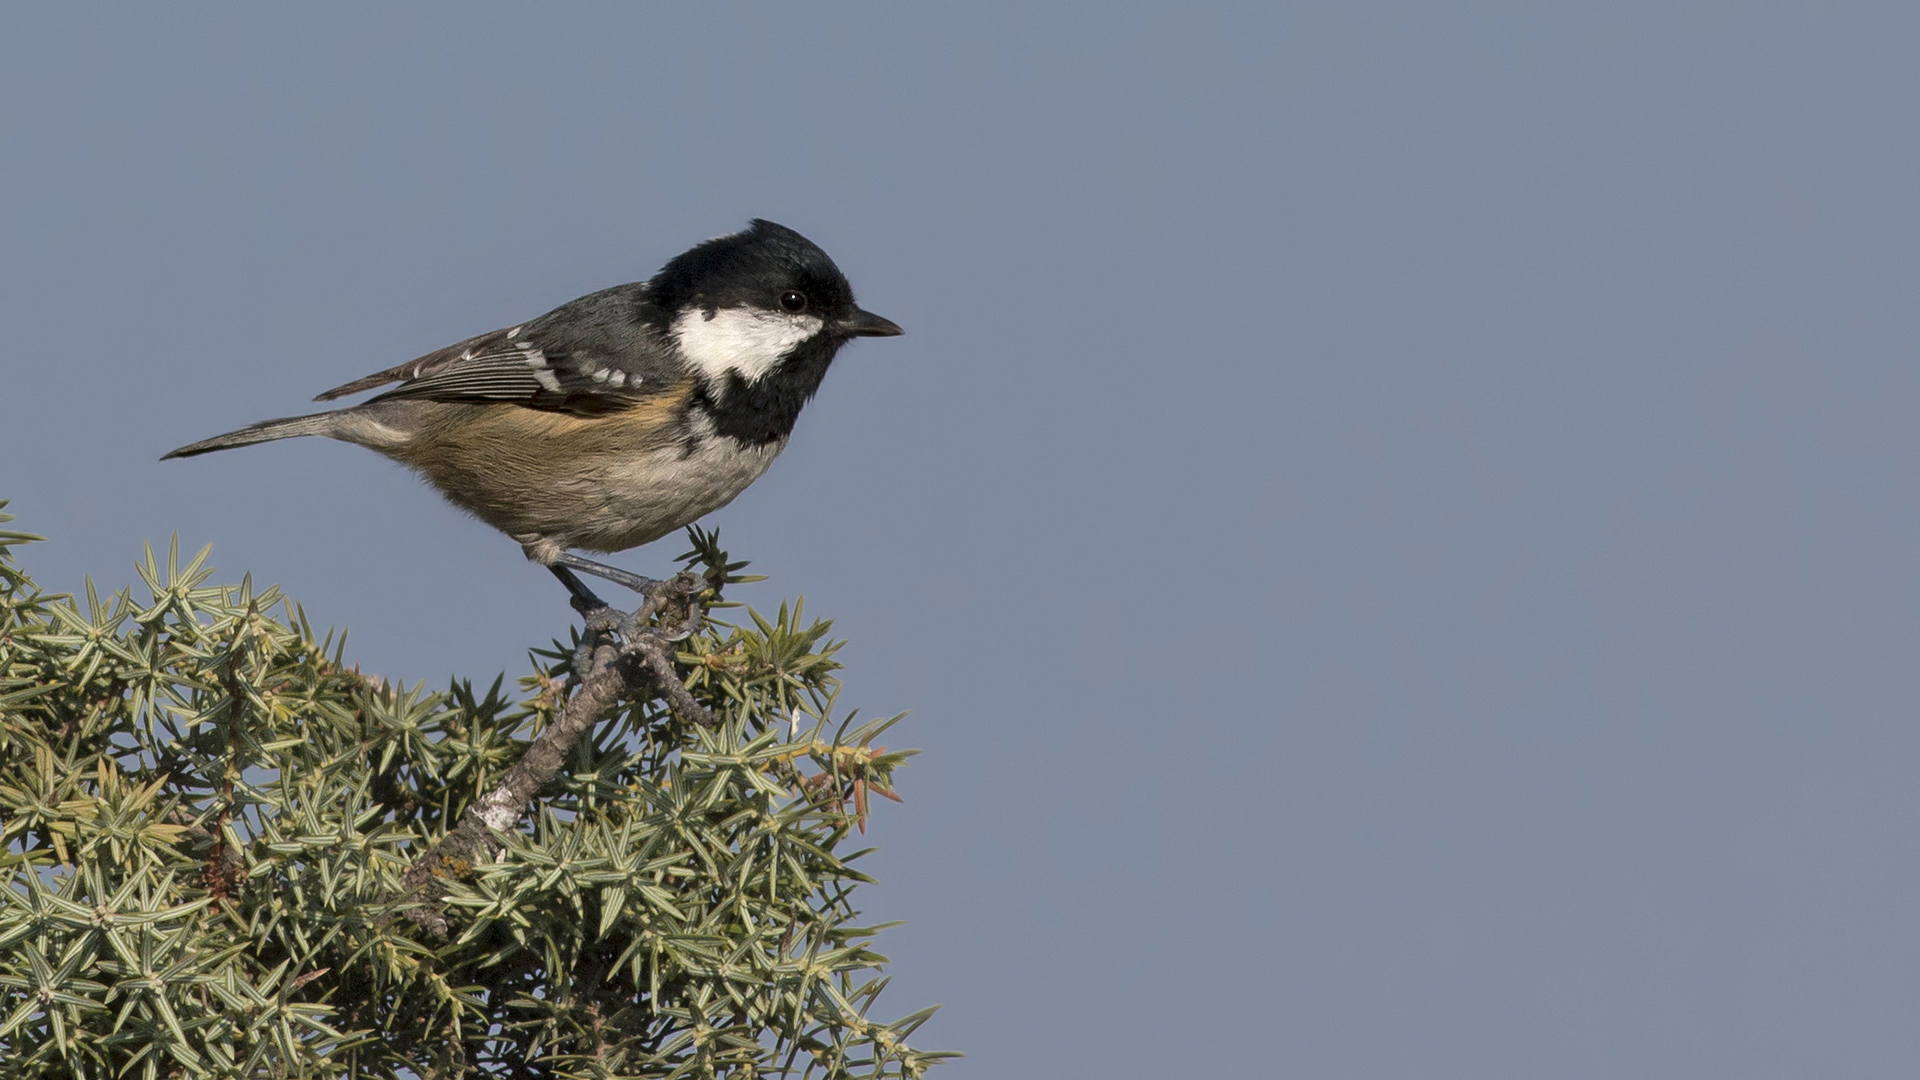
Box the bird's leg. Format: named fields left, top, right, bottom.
left=550, top=551, right=665, bottom=597
left=546, top=553, right=702, bottom=642
left=551, top=565, right=615, bottom=687
left=549, top=565, right=624, bottom=630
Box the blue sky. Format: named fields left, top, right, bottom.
left=4, top=4, right=1917, bottom=1075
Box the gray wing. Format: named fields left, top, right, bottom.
left=312, top=327, right=502, bottom=401
left=312, top=283, right=685, bottom=416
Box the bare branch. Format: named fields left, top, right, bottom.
left=628, top=635, right=716, bottom=728
left=394, top=571, right=707, bottom=937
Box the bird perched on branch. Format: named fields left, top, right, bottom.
left=164, top=219, right=902, bottom=609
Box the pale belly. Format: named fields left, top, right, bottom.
left=552, top=433, right=785, bottom=553
left=379, top=401, right=788, bottom=559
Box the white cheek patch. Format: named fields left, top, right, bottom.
left=671, top=306, right=824, bottom=385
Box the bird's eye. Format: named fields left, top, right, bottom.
left=779, top=290, right=808, bottom=313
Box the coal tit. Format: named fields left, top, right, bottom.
left=164, top=219, right=902, bottom=605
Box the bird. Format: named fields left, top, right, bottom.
left=164, top=219, right=902, bottom=610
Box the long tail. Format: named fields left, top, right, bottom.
left=161, top=411, right=342, bottom=459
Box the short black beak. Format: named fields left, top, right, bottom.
left=839, top=307, right=903, bottom=338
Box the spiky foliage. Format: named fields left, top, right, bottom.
left=0, top=505, right=947, bottom=1078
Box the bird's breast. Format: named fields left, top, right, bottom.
left=387, top=394, right=787, bottom=554
left=571, top=421, right=787, bottom=552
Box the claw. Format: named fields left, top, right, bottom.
left=582, top=607, right=626, bottom=635
left=661, top=605, right=703, bottom=642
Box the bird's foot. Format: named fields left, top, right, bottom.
left=548, top=561, right=703, bottom=641
left=549, top=565, right=616, bottom=620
